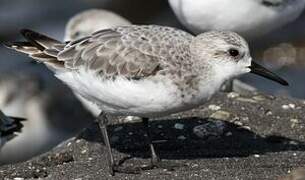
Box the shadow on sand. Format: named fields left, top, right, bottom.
left=80, top=117, right=305, bottom=160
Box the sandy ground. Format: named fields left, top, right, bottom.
left=1, top=92, right=305, bottom=180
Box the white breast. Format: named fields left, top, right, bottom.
left=56, top=70, right=183, bottom=117
left=56, top=69, right=222, bottom=117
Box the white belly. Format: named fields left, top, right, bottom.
left=56, top=69, right=219, bottom=117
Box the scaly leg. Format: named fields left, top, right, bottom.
left=96, top=112, right=141, bottom=175
left=141, top=118, right=182, bottom=171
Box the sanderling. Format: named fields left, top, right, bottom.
left=5, top=25, right=288, bottom=174
left=65, top=9, right=131, bottom=41
left=0, top=72, right=93, bottom=165
left=168, top=0, right=305, bottom=39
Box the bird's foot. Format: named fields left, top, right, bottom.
left=110, top=164, right=142, bottom=176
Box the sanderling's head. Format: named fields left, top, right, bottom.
left=191, top=30, right=288, bottom=86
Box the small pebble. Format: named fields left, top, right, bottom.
left=114, top=126, right=123, bottom=132
left=236, top=97, right=257, bottom=103
left=210, top=110, right=231, bottom=120
left=289, top=103, right=296, bottom=109
left=289, top=141, right=299, bottom=145
left=282, top=104, right=296, bottom=110
left=124, top=116, right=134, bottom=121
left=265, top=110, right=273, bottom=116
left=282, top=104, right=289, bottom=110
left=241, top=117, right=249, bottom=122
left=193, top=120, right=225, bottom=138
left=191, top=163, right=199, bottom=168
left=208, top=104, right=221, bottom=111
left=254, top=154, right=260, bottom=158
left=227, top=92, right=240, bottom=98
left=234, top=121, right=243, bottom=126
left=13, top=178, right=24, bottom=180
left=174, top=123, right=185, bottom=130
left=81, top=149, right=87, bottom=154
left=177, top=135, right=187, bottom=140
left=243, top=126, right=251, bottom=130
left=252, top=95, right=266, bottom=101
left=225, top=132, right=232, bottom=136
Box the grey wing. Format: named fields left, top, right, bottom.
left=57, top=25, right=193, bottom=79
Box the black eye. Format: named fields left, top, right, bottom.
left=228, top=49, right=240, bottom=57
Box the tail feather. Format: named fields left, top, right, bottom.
left=3, top=29, right=66, bottom=69
left=3, top=42, right=41, bottom=54
left=20, top=29, right=61, bottom=50
left=30, top=52, right=57, bottom=62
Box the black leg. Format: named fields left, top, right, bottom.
left=141, top=117, right=185, bottom=171
left=96, top=112, right=116, bottom=175
left=96, top=112, right=141, bottom=175
left=142, top=118, right=160, bottom=165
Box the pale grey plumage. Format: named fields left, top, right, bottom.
left=9, top=25, right=250, bottom=83
left=58, top=26, right=194, bottom=79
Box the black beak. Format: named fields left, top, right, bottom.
left=249, top=61, right=289, bottom=86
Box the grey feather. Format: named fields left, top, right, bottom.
left=6, top=25, right=195, bottom=79
left=57, top=25, right=194, bottom=79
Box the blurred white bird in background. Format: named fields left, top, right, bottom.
left=0, top=72, right=93, bottom=165
left=65, top=9, right=131, bottom=41
left=169, top=0, right=305, bottom=94
left=168, top=0, right=305, bottom=39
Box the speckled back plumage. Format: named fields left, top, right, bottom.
left=57, top=25, right=194, bottom=79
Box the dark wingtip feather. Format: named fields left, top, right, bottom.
left=19, top=28, right=61, bottom=50
left=20, top=28, right=34, bottom=36
left=2, top=42, right=14, bottom=48
left=20, top=29, right=43, bottom=40
left=19, top=29, right=45, bottom=50
left=2, top=41, right=33, bottom=49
